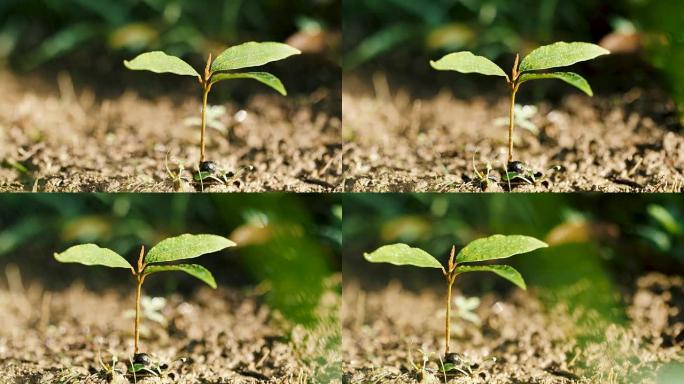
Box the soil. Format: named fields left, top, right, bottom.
left=0, top=270, right=341, bottom=383
left=342, top=273, right=684, bottom=383
left=0, top=64, right=342, bottom=192
left=343, top=74, right=684, bottom=192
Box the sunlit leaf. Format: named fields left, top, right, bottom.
left=457, top=234, right=547, bottom=263
left=519, top=72, right=593, bottom=96
left=648, top=204, right=682, bottom=235
left=145, top=234, right=235, bottom=264
left=519, top=42, right=609, bottom=72
left=54, top=244, right=133, bottom=270
left=455, top=264, right=527, bottom=289
left=124, top=51, right=200, bottom=78
left=430, top=51, right=508, bottom=79
left=211, top=42, right=300, bottom=72
left=211, top=71, right=287, bottom=95
left=144, top=263, right=216, bottom=288
left=364, top=243, right=443, bottom=269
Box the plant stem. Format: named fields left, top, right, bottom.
left=508, top=85, right=517, bottom=164
left=199, top=53, right=212, bottom=165
left=445, top=277, right=454, bottom=354
left=200, top=86, right=209, bottom=163
left=134, top=276, right=142, bottom=354
left=134, top=245, right=145, bottom=355
left=508, top=54, right=521, bottom=164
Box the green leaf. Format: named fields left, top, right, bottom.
left=128, top=363, right=146, bottom=373
left=519, top=42, right=609, bottom=72
left=54, top=244, right=133, bottom=270
left=211, top=42, right=300, bottom=72
left=455, top=264, right=527, bottom=290
left=193, top=171, right=212, bottom=181
left=145, top=234, right=235, bottom=264
left=211, top=72, right=287, bottom=95
left=457, top=234, right=548, bottom=263
left=648, top=204, right=682, bottom=235
left=144, top=263, right=217, bottom=289
left=124, top=51, right=200, bottom=78
left=519, top=72, right=593, bottom=96
left=364, top=243, right=443, bottom=269
left=430, top=51, right=508, bottom=79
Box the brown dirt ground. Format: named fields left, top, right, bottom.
left=342, top=273, right=684, bottom=383
left=0, top=270, right=341, bottom=383
left=0, top=68, right=342, bottom=192
left=343, top=74, right=684, bottom=192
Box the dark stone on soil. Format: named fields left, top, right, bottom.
left=443, top=352, right=463, bottom=365
left=199, top=161, right=218, bottom=174
left=507, top=161, right=526, bottom=174
left=133, top=353, right=152, bottom=367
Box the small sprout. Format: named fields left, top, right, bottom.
left=54, top=233, right=236, bottom=364
left=494, top=104, right=539, bottom=134
left=430, top=42, right=609, bottom=168
left=453, top=295, right=481, bottom=326
left=124, top=296, right=167, bottom=326
left=364, top=234, right=548, bottom=364
left=124, top=42, right=301, bottom=172
left=183, top=105, right=229, bottom=133
left=472, top=158, right=499, bottom=191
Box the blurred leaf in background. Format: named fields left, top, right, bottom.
left=636, top=203, right=684, bottom=264
left=0, top=0, right=340, bottom=70
left=342, top=0, right=624, bottom=70
left=628, top=0, right=684, bottom=122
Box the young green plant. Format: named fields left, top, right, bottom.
left=54, top=234, right=235, bottom=366
left=364, top=234, right=547, bottom=364
left=124, top=42, right=301, bottom=174
left=430, top=42, right=609, bottom=169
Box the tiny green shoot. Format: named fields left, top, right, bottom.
left=124, top=42, right=301, bottom=171
left=54, top=234, right=236, bottom=359
left=364, top=234, right=548, bottom=361
left=430, top=42, right=609, bottom=166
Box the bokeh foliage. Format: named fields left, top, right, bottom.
left=343, top=0, right=625, bottom=69
left=0, top=0, right=340, bottom=69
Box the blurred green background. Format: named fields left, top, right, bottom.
left=344, top=193, right=684, bottom=324
left=0, top=0, right=340, bottom=69
left=0, top=0, right=341, bottom=99
left=343, top=0, right=684, bottom=120
left=0, top=193, right=341, bottom=325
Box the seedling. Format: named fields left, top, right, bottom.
left=364, top=234, right=548, bottom=369
left=54, top=234, right=236, bottom=371
left=471, top=158, right=498, bottom=190
left=430, top=42, right=609, bottom=172
left=124, top=42, right=301, bottom=177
